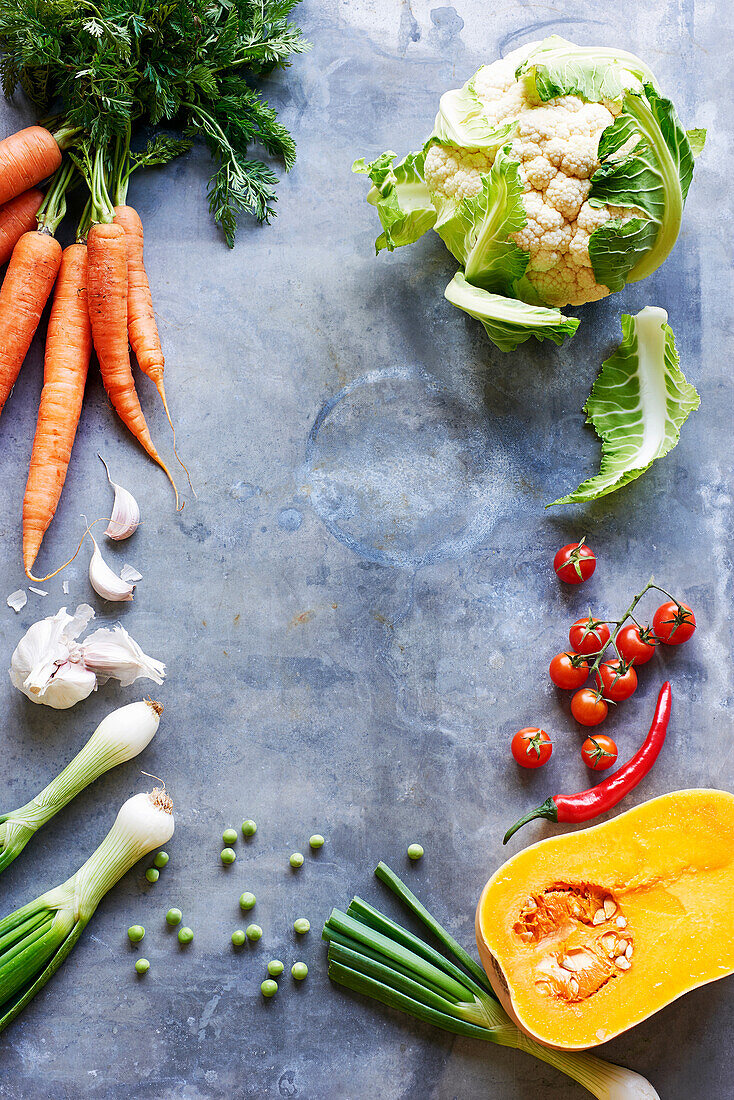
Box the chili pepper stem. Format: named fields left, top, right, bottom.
left=503, top=798, right=558, bottom=845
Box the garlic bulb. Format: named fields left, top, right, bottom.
left=9, top=604, right=165, bottom=709
left=99, top=455, right=140, bottom=540
left=89, top=535, right=135, bottom=602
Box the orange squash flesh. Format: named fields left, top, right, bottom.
left=476, top=789, right=734, bottom=1051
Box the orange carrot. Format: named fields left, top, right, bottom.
left=0, top=126, right=61, bottom=206
left=0, top=189, right=44, bottom=265
left=86, top=221, right=178, bottom=504
left=0, top=230, right=62, bottom=417
left=112, top=205, right=167, bottom=399
left=23, top=243, right=92, bottom=577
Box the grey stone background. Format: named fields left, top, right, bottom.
left=0, top=1, right=731, bottom=1097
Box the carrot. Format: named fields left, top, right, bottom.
left=23, top=243, right=92, bottom=577
left=112, top=206, right=166, bottom=394
left=86, top=220, right=179, bottom=505
left=0, top=230, right=62, bottom=417
left=0, top=189, right=44, bottom=265
left=0, top=126, right=61, bottom=206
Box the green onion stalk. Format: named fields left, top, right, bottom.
left=0, top=789, right=174, bottom=1034
left=0, top=700, right=162, bottom=875
left=323, top=863, right=660, bottom=1100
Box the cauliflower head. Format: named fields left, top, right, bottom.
left=354, top=37, right=703, bottom=351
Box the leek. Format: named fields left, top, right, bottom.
left=0, top=789, right=174, bottom=1033
left=0, top=700, right=162, bottom=875
left=323, top=862, right=660, bottom=1100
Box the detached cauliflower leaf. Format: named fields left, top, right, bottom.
left=354, top=35, right=705, bottom=352
left=549, top=306, right=699, bottom=505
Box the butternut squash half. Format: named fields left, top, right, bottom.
left=476, top=789, right=734, bottom=1050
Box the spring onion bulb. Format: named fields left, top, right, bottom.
left=0, top=789, right=174, bottom=1034
left=323, top=863, right=661, bottom=1100
left=0, top=700, right=162, bottom=876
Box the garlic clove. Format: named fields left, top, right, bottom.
left=82, top=625, right=165, bottom=686
left=88, top=536, right=135, bottom=602
left=99, top=455, right=140, bottom=541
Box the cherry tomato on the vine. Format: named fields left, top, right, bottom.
left=616, top=623, right=657, bottom=665
left=581, top=734, right=618, bottom=771
left=653, top=601, right=696, bottom=645
left=571, top=688, right=608, bottom=727
left=569, top=616, right=611, bottom=655
left=595, top=659, right=638, bottom=702
left=553, top=539, right=596, bottom=585
left=511, top=728, right=552, bottom=769
left=549, top=651, right=589, bottom=690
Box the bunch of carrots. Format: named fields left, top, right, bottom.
left=0, top=122, right=183, bottom=581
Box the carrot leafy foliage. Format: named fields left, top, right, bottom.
left=0, top=0, right=309, bottom=245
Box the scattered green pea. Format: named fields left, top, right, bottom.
left=289, top=852, right=304, bottom=869
left=135, top=958, right=150, bottom=975
left=221, top=847, right=236, bottom=865
left=267, top=959, right=284, bottom=977
left=145, top=867, right=159, bottom=883
left=153, top=851, right=169, bottom=869
left=261, top=979, right=278, bottom=997
left=241, top=819, right=257, bottom=838
left=293, top=917, right=310, bottom=935
left=231, top=929, right=246, bottom=947
left=291, top=962, right=308, bottom=981
left=178, top=926, right=194, bottom=945
left=127, top=925, right=145, bottom=943
left=407, top=843, right=424, bottom=861
left=239, top=891, right=256, bottom=911
left=246, top=923, right=262, bottom=942
left=309, top=834, right=325, bottom=849
left=222, top=828, right=238, bottom=845
left=166, top=907, right=182, bottom=926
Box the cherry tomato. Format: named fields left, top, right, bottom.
left=554, top=539, right=596, bottom=585
left=595, top=659, right=638, bottom=702
left=581, top=735, right=618, bottom=771
left=511, top=728, right=552, bottom=769
left=568, top=616, right=611, bottom=655
left=549, top=651, right=589, bottom=690
left=653, top=601, right=696, bottom=645
left=571, top=688, right=608, bottom=726
left=616, top=623, right=657, bottom=665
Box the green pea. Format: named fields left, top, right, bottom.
left=221, top=847, right=236, bottom=865
left=291, top=962, right=308, bottom=981
left=267, top=959, right=284, bottom=977
left=231, top=929, right=246, bottom=947
left=261, top=979, right=278, bottom=997
left=407, top=843, right=424, bottom=861
left=166, top=908, right=182, bottom=926
left=178, top=926, right=194, bottom=945
left=239, top=891, right=256, bottom=911
left=153, top=851, right=169, bottom=869
left=135, top=958, right=150, bottom=975
left=222, top=828, right=238, bottom=845
left=246, top=923, right=262, bottom=942
left=309, top=834, right=325, bottom=849
left=289, top=852, right=304, bottom=869
left=241, top=819, right=257, bottom=838
left=127, top=924, right=145, bottom=943
left=145, top=867, right=159, bottom=883
left=293, top=917, right=310, bottom=935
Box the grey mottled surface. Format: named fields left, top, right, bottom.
left=0, top=1, right=732, bottom=1097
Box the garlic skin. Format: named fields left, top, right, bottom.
left=89, top=536, right=135, bottom=602
left=100, top=455, right=140, bottom=540
left=9, top=604, right=165, bottom=709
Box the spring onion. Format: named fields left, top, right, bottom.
left=323, top=862, right=661, bottom=1100
left=0, top=789, right=174, bottom=1034
left=0, top=700, right=162, bottom=876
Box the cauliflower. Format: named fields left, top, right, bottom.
left=354, top=36, right=703, bottom=351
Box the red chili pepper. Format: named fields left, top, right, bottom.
left=503, top=681, right=672, bottom=844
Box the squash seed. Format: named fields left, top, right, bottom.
left=625, top=943, right=633, bottom=959
left=568, top=978, right=580, bottom=996
left=615, top=916, right=627, bottom=929
left=617, top=939, right=628, bottom=952
left=615, top=956, right=631, bottom=970
left=601, top=933, right=617, bottom=954
left=603, top=897, right=617, bottom=919
left=592, top=908, right=606, bottom=925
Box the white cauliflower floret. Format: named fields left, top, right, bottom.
left=423, top=51, right=636, bottom=308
